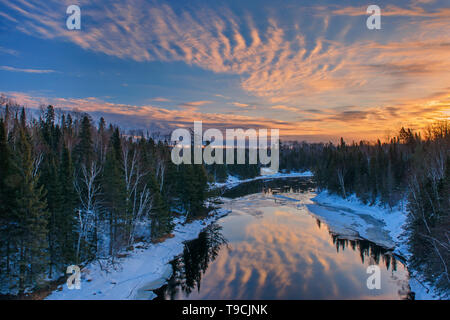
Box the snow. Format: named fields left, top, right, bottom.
left=47, top=171, right=312, bottom=300
left=308, top=191, right=407, bottom=249
left=260, top=167, right=277, bottom=175
left=210, top=170, right=313, bottom=190
left=46, top=171, right=442, bottom=300
left=408, top=277, right=438, bottom=300
left=308, top=190, right=441, bottom=300
left=46, top=209, right=230, bottom=300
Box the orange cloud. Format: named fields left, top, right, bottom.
left=151, top=97, right=171, bottom=102
left=178, top=100, right=213, bottom=111
left=332, top=5, right=450, bottom=18
left=230, top=102, right=249, bottom=108
left=271, top=105, right=299, bottom=113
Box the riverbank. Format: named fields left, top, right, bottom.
left=47, top=171, right=311, bottom=300
left=46, top=209, right=229, bottom=300
left=210, top=170, right=313, bottom=190
left=45, top=171, right=442, bottom=300
left=308, top=190, right=442, bottom=300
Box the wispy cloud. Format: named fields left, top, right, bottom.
left=179, top=100, right=213, bottom=108
left=271, top=105, right=298, bottom=113
left=215, top=94, right=230, bottom=99
left=177, top=100, right=213, bottom=111
left=331, top=5, right=450, bottom=18
left=4, top=1, right=449, bottom=110
left=231, top=102, right=249, bottom=108
left=0, top=65, right=56, bottom=74
left=0, top=47, right=19, bottom=56
left=0, top=11, right=18, bottom=23
left=151, top=97, right=171, bottom=102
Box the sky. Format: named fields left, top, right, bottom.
left=0, top=0, right=449, bottom=142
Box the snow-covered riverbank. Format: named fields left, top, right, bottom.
left=308, top=191, right=441, bottom=300
left=46, top=171, right=441, bottom=300
left=210, top=170, right=313, bottom=190
left=308, top=191, right=407, bottom=250
left=47, top=171, right=312, bottom=300
left=46, top=209, right=229, bottom=300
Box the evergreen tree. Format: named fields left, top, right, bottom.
left=10, top=125, right=49, bottom=293
left=0, top=118, right=13, bottom=286
left=57, top=144, right=78, bottom=266
left=102, top=128, right=127, bottom=255
left=74, top=115, right=94, bottom=168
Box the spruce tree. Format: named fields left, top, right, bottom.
left=10, top=126, right=49, bottom=293
left=74, top=115, right=94, bottom=168
left=57, top=144, right=78, bottom=266
left=0, top=119, right=13, bottom=285
left=102, top=128, right=127, bottom=255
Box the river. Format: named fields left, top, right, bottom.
left=153, top=177, right=412, bottom=300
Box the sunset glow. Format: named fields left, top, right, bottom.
left=1, top=0, right=449, bottom=141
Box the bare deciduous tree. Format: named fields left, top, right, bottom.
left=74, top=161, right=102, bottom=263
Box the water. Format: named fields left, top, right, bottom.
left=154, top=177, right=412, bottom=300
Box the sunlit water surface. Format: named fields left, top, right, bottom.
left=154, top=178, right=411, bottom=300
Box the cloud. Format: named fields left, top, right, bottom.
left=178, top=100, right=213, bottom=111
left=0, top=11, right=18, bottom=23
left=231, top=102, right=249, bottom=108
left=4, top=1, right=450, bottom=110
left=215, top=94, right=230, bottom=99
left=331, top=5, right=450, bottom=18
left=303, top=109, right=325, bottom=114
left=0, top=65, right=56, bottom=74
left=329, top=110, right=370, bottom=122
left=0, top=47, right=19, bottom=56
left=363, top=62, right=443, bottom=76
left=151, top=97, right=171, bottom=102
left=271, top=105, right=298, bottom=113
left=2, top=1, right=449, bottom=141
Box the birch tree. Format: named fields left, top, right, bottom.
left=74, top=161, right=102, bottom=263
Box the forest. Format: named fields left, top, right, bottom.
left=279, top=123, right=450, bottom=293
left=0, top=97, right=448, bottom=296
left=0, top=101, right=213, bottom=295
